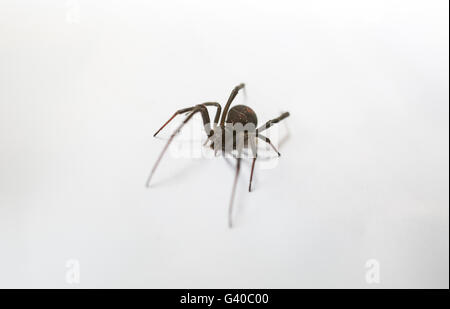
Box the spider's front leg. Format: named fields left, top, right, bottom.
left=153, top=102, right=222, bottom=137
left=146, top=104, right=216, bottom=187
left=220, top=83, right=246, bottom=126
left=257, top=134, right=281, bottom=157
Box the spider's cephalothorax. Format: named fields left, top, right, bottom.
left=147, top=83, right=290, bottom=227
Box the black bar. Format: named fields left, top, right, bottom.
left=0, top=289, right=448, bottom=307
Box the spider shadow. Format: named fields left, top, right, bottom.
left=222, top=156, right=249, bottom=228
left=147, top=158, right=207, bottom=189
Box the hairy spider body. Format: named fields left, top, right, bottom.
left=226, top=105, right=258, bottom=127
left=208, top=105, right=257, bottom=154
left=146, top=83, right=290, bottom=227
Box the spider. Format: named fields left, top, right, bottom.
left=146, top=83, right=290, bottom=227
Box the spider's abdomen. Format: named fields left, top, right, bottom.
left=226, top=105, right=258, bottom=128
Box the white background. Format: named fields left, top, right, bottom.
left=0, top=0, right=448, bottom=288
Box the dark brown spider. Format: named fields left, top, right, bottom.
left=146, top=83, right=290, bottom=227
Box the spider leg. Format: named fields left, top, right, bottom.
left=220, top=83, right=246, bottom=126
left=207, top=102, right=222, bottom=128
left=153, top=107, right=194, bottom=137
left=154, top=102, right=221, bottom=137
left=257, top=133, right=281, bottom=157
left=146, top=105, right=212, bottom=187
left=248, top=134, right=258, bottom=192
left=256, top=111, right=290, bottom=134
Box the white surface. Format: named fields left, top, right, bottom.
left=0, top=0, right=448, bottom=288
